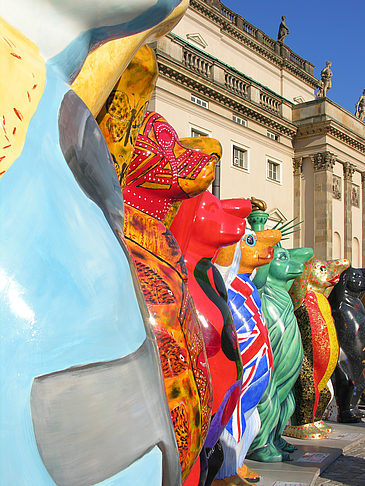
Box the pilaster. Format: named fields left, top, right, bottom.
left=343, top=162, right=356, bottom=261
left=212, top=161, right=221, bottom=199
left=293, top=157, right=303, bottom=247
left=311, top=152, right=336, bottom=259
left=361, top=172, right=365, bottom=268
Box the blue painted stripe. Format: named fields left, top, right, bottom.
left=48, top=0, right=182, bottom=81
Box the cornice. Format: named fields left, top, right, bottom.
left=295, top=121, right=365, bottom=155
left=156, top=56, right=297, bottom=137
left=189, top=0, right=319, bottom=89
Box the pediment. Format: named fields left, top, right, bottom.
left=186, top=33, right=207, bottom=49
left=268, top=208, right=287, bottom=224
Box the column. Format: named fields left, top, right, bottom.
left=293, top=157, right=303, bottom=247
left=361, top=172, right=365, bottom=268
left=343, top=162, right=356, bottom=260
left=212, top=161, right=221, bottom=199
left=311, top=152, right=336, bottom=260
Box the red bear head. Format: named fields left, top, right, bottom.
left=170, top=192, right=250, bottom=261
left=124, top=111, right=220, bottom=220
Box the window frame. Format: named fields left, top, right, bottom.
left=231, top=142, right=249, bottom=173
left=266, top=130, right=279, bottom=142
left=266, top=157, right=282, bottom=184
left=232, top=114, right=247, bottom=127
left=189, top=125, right=211, bottom=138
left=190, top=94, right=208, bottom=109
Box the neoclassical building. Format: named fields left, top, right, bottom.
left=149, top=0, right=365, bottom=264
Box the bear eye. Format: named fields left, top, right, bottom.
left=179, top=354, right=185, bottom=362
left=320, top=265, right=326, bottom=272
left=244, top=234, right=257, bottom=247
left=278, top=252, right=288, bottom=260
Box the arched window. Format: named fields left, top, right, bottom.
left=352, top=237, right=360, bottom=267
left=333, top=232, right=341, bottom=259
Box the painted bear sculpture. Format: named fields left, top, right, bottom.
left=122, top=110, right=223, bottom=481
left=0, top=1, right=189, bottom=484
left=214, top=227, right=281, bottom=479
left=247, top=246, right=313, bottom=462
left=170, top=194, right=250, bottom=485
left=286, top=257, right=350, bottom=439
left=328, top=266, right=365, bottom=422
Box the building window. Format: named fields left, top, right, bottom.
left=266, top=158, right=281, bottom=183
left=191, top=127, right=208, bottom=137
left=232, top=145, right=248, bottom=171
left=232, top=115, right=247, bottom=127
left=352, top=237, right=360, bottom=267
left=267, top=131, right=279, bottom=142
left=333, top=231, right=342, bottom=259
left=191, top=94, right=208, bottom=109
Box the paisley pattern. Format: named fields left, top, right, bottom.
left=124, top=205, right=210, bottom=479
left=136, top=261, right=176, bottom=305
left=122, top=111, right=219, bottom=480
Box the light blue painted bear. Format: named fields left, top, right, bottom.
left=0, top=1, right=186, bottom=484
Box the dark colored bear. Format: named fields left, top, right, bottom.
left=328, top=266, right=365, bottom=422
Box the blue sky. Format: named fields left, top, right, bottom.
left=222, top=0, right=363, bottom=114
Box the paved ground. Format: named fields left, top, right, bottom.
left=315, top=438, right=365, bottom=486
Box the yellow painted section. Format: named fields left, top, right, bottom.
left=315, top=291, right=339, bottom=391
left=72, top=0, right=189, bottom=117
left=97, top=45, right=158, bottom=189
left=0, top=18, right=46, bottom=179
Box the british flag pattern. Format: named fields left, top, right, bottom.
left=225, top=273, right=273, bottom=443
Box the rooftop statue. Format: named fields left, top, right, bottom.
left=316, top=61, right=333, bottom=98
left=0, top=1, right=190, bottom=484
left=328, top=267, right=365, bottom=423
left=355, top=89, right=365, bottom=121
left=277, top=16, right=289, bottom=44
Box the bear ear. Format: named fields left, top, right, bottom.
left=341, top=270, right=348, bottom=285
left=288, top=248, right=314, bottom=265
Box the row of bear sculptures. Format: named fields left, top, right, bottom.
left=1, top=3, right=365, bottom=485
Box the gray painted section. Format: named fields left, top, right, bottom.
left=54, top=91, right=181, bottom=485
left=31, top=341, right=178, bottom=485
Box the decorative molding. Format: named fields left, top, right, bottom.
left=189, top=0, right=319, bottom=89
left=332, top=175, right=342, bottom=200
left=311, top=152, right=336, bottom=171
left=352, top=183, right=360, bottom=208
left=268, top=207, right=287, bottom=223
left=186, top=33, right=207, bottom=49
left=293, top=157, right=303, bottom=175
left=157, top=58, right=297, bottom=137
left=343, top=162, right=356, bottom=181
left=362, top=172, right=365, bottom=184
left=328, top=126, right=365, bottom=154
left=296, top=122, right=365, bottom=155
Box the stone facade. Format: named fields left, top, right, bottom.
left=343, top=163, right=356, bottom=260
left=150, top=0, right=365, bottom=263
left=311, top=153, right=336, bottom=260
